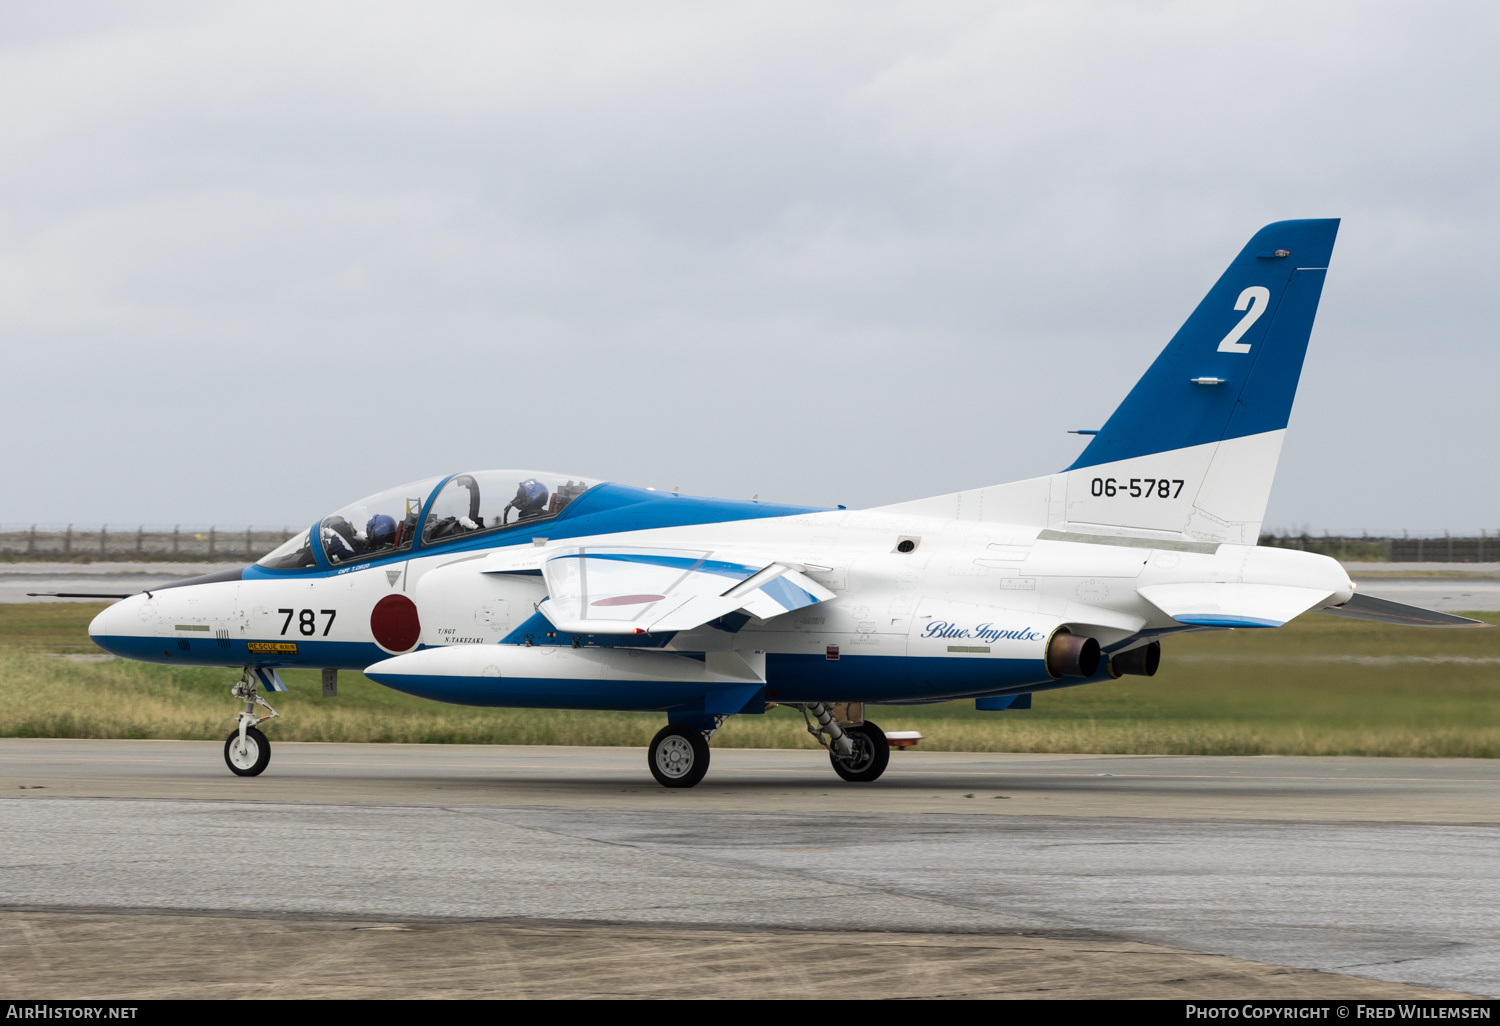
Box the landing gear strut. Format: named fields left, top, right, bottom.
left=799, top=703, right=891, bottom=783
left=224, top=672, right=279, bottom=777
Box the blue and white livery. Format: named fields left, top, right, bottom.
left=87, top=219, right=1485, bottom=786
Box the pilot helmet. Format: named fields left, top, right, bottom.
left=366, top=514, right=397, bottom=548
left=515, top=478, right=548, bottom=509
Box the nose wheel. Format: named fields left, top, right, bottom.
left=223, top=671, right=280, bottom=777
left=224, top=725, right=271, bottom=776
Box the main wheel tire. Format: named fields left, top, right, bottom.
left=829, top=721, right=891, bottom=783
left=648, top=724, right=710, bottom=788
left=224, top=726, right=271, bottom=777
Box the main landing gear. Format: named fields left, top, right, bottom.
left=799, top=702, right=890, bottom=784
left=224, top=672, right=280, bottom=777
left=645, top=703, right=892, bottom=789
left=648, top=723, right=712, bottom=789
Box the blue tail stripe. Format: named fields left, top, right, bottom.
left=1068, top=218, right=1339, bottom=470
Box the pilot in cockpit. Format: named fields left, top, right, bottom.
left=323, top=513, right=401, bottom=562
left=504, top=478, right=550, bottom=523
left=322, top=516, right=362, bottom=562
left=366, top=514, right=398, bottom=553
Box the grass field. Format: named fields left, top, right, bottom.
left=2, top=603, right=1497, bottom=756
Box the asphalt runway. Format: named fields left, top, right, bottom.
left=1, top=740, right=1495, bottom=999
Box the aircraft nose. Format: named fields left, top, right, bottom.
left=87, top=596, right=140, bottom=657
left=88, top=606, right=123, bottom=654
left=87, top=604, right=114, bottom=644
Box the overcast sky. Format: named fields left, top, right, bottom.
left=2, top=1, right=1496, bottom=535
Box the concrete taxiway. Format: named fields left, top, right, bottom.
left=1, top=739, right=1495, bottom=999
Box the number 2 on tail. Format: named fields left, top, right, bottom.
left=1218, top=286, right=1270, bottom=353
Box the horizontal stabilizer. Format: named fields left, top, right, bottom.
left=1138, top=582, right=1333, bottom=628
left=531, top=546, right=834, bottom=635
left=1317, top=593, right=1491, bottom=628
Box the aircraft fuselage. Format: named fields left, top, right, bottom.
left=89, top=488, right=1353, bottom=709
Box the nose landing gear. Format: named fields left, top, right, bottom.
left=224, top=672, right=280, bottom=777
left=224, top=724, right=271, bottom=776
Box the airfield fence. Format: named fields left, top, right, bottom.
left=0, top=525, right=297, bottom=562
left=1, top=524, right=1496, bottom=564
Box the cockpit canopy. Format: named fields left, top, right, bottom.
left=420, top=470, right=595, bottom=546
left=317, top=475, right=444, bottom=566
left=256, top=470, right=601, bottom=570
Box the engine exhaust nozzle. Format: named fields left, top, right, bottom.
left=1108, top=641, right=1161, bottom=679
left=1046, top=630, right=1100, bottom=679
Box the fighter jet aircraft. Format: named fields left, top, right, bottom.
left=85, top=218, right=1484, bottom=787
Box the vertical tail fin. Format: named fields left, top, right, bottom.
left=1060, top=218, right=1339, bottom=542
left=878, top=219, right=1339, bottom=543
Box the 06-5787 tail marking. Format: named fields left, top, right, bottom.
left=1089, top=478, right=1185, bottom=499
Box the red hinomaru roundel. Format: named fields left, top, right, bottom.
left=370, top=594, right=421, bottom=653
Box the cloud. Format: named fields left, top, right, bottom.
left=1, top=1, right=1496, bottom=533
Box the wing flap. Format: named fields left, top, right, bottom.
left=731, top=569, right=834, bottom=623
left=1138, top=582, right=1333, bottom=628
left=533, top=546, right=834, bottom=635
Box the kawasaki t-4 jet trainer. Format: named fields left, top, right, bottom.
left=87, top=218, right=1485, bottom=787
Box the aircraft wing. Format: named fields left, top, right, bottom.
left=486, top=545, right=835, bottom=635
left=1317, top=592, right=1491, bottom=628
